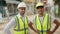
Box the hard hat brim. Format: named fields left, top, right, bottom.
left=36, top=6, right=44, bottom=9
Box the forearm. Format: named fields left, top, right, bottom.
left=52, top=24, right=59, bottom=33
left=29, top=25, right=37, bottom=32
left=28, top=23, right=37, bottom=32
left=51, top=19, right=60, bottom=33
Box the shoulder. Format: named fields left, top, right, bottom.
left=49, top=14, right=56, bottom=20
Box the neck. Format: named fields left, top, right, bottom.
left=38, top=13, right=44, bottom=17
left=20, top=13, right=24, bottom=17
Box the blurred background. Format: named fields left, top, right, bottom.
left=0, top=0, right=60, bottom=34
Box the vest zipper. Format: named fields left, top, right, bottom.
left=21, top=17, right=26, bottom=34
left=39, top=14, right=45, bottom=34
left=39, top=17, right=43, bottom=34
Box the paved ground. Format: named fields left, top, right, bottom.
left=0, top=15, right=60, bottom=34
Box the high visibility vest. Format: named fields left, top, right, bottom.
left=14, top=15, right=28, bottom=34
left=55, top=6, right=59, bottom=14
left=35, top=13, right=51, bottom=34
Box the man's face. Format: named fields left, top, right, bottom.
left=37, top=6, right=44, bottom=14
left=18, top=7, right=26, bottom=15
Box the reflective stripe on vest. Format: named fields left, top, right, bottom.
left=14, top=15, right=28, bottom=34
left=35, top=13, right=51, bottom=34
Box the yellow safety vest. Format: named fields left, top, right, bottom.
left=35, top=13, right=51, bottom=34
left=14, top=15, right=28, bottom=34
left=55, top=8, right=58, bottom=14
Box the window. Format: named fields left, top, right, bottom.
left=0, top=1, right=6, bottom=6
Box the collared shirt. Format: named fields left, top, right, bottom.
left=30, top=14, right=55, bottom=24
left=4, top=13, right=30, bottom=34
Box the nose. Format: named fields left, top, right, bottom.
left=39, top=8, right=42, bottom=10
left=22, top=9, right=24, bottom=12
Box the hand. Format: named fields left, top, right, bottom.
left=47, top=31, right=53, bottom=34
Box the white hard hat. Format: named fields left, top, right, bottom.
left=17, top=2, right=27, bottom=9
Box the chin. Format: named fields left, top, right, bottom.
left=39, top=12, right=42, bottom=13
left=22, top=13, right=25, bottom=15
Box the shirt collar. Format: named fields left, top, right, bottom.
left=17, top=13, right=25, bottom=18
